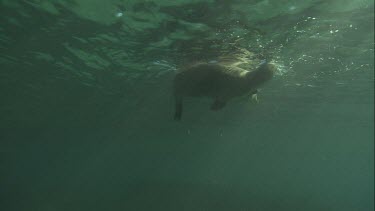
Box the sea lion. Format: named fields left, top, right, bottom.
left=173, top=60, right=277, bottom=120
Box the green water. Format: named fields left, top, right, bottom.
left=0, top=1, right=373, bottom=210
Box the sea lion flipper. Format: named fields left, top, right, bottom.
left=251, top=93, right=259, bottom=103
left=174, top=96, right=183, bottom=121
left=250, top=89, right=259, bottom=103
left=210, top=98, right=227, bottom=111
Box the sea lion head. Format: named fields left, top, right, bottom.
left=257, top=61, right=277, bottom=80
left=246, top=61, right=277, bottom=88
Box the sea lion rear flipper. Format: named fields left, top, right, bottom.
left=210, top=98, right=227, bottom=111
left=174, top=97, right=183, bottom=121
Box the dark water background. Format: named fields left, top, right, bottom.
left=0, top=0, right=374, bottom=210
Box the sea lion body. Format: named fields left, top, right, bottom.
left=175, top=63, right=250, bottom=98
left=173, top=61, right=276, bottom=120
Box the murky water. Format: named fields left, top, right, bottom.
left=1, top=1, right=373, bottom=210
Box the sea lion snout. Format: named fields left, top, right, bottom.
left=258, top=62, right=277, bottom=74
left=252, top=62, right=277, bottom=83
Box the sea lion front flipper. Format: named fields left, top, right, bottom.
left=251, top=93, right=259, bottom=103
left=210, top=98, right=227, bottom=111
left=174, top=96, right=183, bottom=121
left=250, top=89, right=259, bottom=103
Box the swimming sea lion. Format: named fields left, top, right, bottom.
left=173, top=60, right=276, bottom=120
